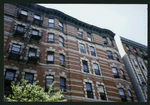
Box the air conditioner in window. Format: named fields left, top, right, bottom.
left=60, top=61, right=66, bottom=67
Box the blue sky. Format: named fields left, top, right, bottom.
left=38, top=4, right=147, bottom=56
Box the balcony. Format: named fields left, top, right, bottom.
left=33, top=19, right=42, bottom=26
left=30, top=34, right=42, bottom=43
left=13, top=30, right=25, bottom=38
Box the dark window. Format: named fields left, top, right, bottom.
left=28, top=48, right=37, bottom=57
left=126, top=45, right=131, bottom=52
left=87, top=33, right=92, bottom=41
left=11, top=44, right=21, bottom=54
left=112, top=68, right=120, bottom=78
left=78, top=31, right=83, bottom=38
left=80, top=44, right=86, bottom=54
left=107, top=51, right=113, bottom=60
left=33, top=14, right=41, bottom=25
left=139, top=62, right=145, bottom=70
left=140, top=50, right=144, bottom=57
left=60, top=77, right=66, bottom=92
left=115, top=53, right=119, bottom=62
left=118, top=88, right=127, bottom=102
left=17, top=25, right=25, bottom=32
left=110, top=39, right=114, bottom=46
left=90, top=46, right=96, bottom=56
left=48, top=18, right=54, bottom=27
left=86, top=83, right=94, bottom=98
left=103, top=37, right=108, bottom=44
left=93, top=63, right=100, bottom=75
left=24, top=73, right=34, bottom=83
left=98, top=85, right=107, bottom=100
left=82, top=60, right=89, bottom=73
left=45, top=75, right=54, bottom=92
left=59, top=21, right=63, bottom=31
left=47, top=52, right=54, bottom=64
left=133, top=48, right=138, bottom=55
left=127, top=90, right=134, bottom=102
left=138, top=74, right=146, bottom=85
left=120, top=70, right=126, bottom=80
left=132, top=59, right=138, bottom=67
left=19, top=10, right=28, bottom=21
left=47, top=33, right=54, bottom=42
left=59, top=36, right=64, bottom=46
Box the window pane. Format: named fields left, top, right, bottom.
left=138, top=74, right=144, bottom=82
left=17, top=25, right=24, bottom=32
left=46, top=76, right=53, bottom=87
left=48, top=34, right=54, bottom=41
left=32, top=30, right=39, bottom=35
left=86, top=83, right=92, bottom=91
left=25, top=73, right=33, bottom=83
left=120, top=70, right=124, bottom=75
left=29, top=49, right=36, bottom=57
left=112, top=68, right=117, bottom=73
left=21, top=10, right=28, bottom=15
left=47, top=54, right=53, bottom=61
left=60, top=55, right=64, bottom=62
left=34, top=15, right=40, bottom=20
left=90, top=47, right=94, bottom=52
left=93, top=64, right=98, bottom=70
left=127, top=90, right=132, bottom=97
left=5, top=71, right=15, bottom=80
left=98, top=85, right=104, bottom=92
left=49, top=19, right=54, bottom=23
left=59, top=22, right=63, bottom=27
left=118, top=89, right=125, bottom=95
left=12, top=44, right=21, bottom=52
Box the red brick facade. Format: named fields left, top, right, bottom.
left=4, top=3, right=137, bottom=102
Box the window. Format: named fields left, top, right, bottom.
left=31, top=29, right=39, bottom=36
left=45, top=75, right=54, bottom=92
left=17, top=25, right=25, bottom=32
left=87, top=33, right=92, bottom=41
left=98, top=85, right=107, bottom=100
left=60, top=54, right=65, bottom=66
left=127, top=90, right=134, bottom=102
left=93, top=63, right=100, bottom=75
left=28, top=48, right=37, bottom=57
left=112, top=68, right=120, bottom=78
left=110, top=39, right=114, bottom=46
left=106, top=51, right=113, bottom=60
left=24, top=73, right=34, bottom=83
left=33, top=14, right=41, bottom=25
left=34, top=14, right=41, bottom=20
left=115, top=53, right=119, bottom=62
left=59, top=21, right=63, bottom=31
left=79, top=44, right=86, bottom=54
left=59, top=36, right=64, bottom=46
left=132, top=59, right=138, bottom=67
left=139, top=62, right=145, bottom=70
left=47, top=52, right=54, bottom=64
left=5, top=69, right=16, bottom=90
left=47, top=33, right=54, bottom=42
left=118, top=88, right=127, bottom=102
left=138, top=74, right=146, bottom=85
left=133, top=48, right=138, bottom=55
left=90, top=46, right=96, bottom=56
left=120, top=70, right=126, bottom=80
left=140, top=50, right=144, bottom=57
left=126, top=45, right=131, bottom=52
left=86, top=83, right=94, bottom=98
left=78, top=31, right=83, bottom=38
left=48, top=18, right=54, bottom=27
left=60, top=77, right=66, bottom=92
left=20, top=10, right=28, bottom=16
left=103, top=37, right=108, bottom=44
left=82, top=60, right=89, bottom=73
left=11, top=44, right=21, bottom=54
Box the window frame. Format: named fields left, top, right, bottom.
left=102, top=37, right=108, bottom=44
left=47, top=33, right=54, bottom=42
left=98, top=85, right=107, bottom=100
left=115, top=53, right=119, bottom=62
left=90, top=46, right=96, bottom=56
left=60, top=77, right=66, bottom=92
left=45, top=75, right=54, bottom=92
left=5, top=69, right=16, bottom=81
left=47, top=52, right=54, bottom=64
left=11, top=44, right=21, bottom=54
left=87, top=33, right=92, bottom=41
left=59, top=21, right=63, bottom=31
left=31, top=29, right=39, bottom=36
left=48, top=18, right=55, bottom=27
left=86, top=82, right=94, bottom=98
left=34, top=14, right=41, bottom=20
left=59, top=54, right=65, bottom=64
left=79, top=43, right=86, bottom=54
left=59, top=36, right=64, bottom=47
left=82, top=60, right=89, bottom=73
left=93, top=63, right=100, bottom=75
left=78, top=31, right=83, bottom=38
left=118, top=88, right=127, bottom=102
left=127, top=90, right=134, bottom=102
left=106, top=51, right=113, bottom=60
left=20, top=10, right=28, bottom=16
left=28, top=48, right=37, bottom=57
left=24, top=73, right=34, bottom=83
left=16, top=25, right=25, bottom=32
left=112, top=68, right=120, bottom=78
left=120, top=70, right=126, bottom=80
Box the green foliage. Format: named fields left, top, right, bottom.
left=4, top=79, right=67, bottom=102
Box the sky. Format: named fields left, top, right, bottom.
left=38, top=4, right=147, bottom=57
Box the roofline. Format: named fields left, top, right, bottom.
left=13, top=3, right=115, bottom=39
left=120, top=36, right=147, bottom=52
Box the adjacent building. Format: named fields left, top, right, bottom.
left=4, top=3, right=137, bottom=102
left=120, top=36, right=148, bottom=102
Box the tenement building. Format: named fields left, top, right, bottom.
left=120, top=37, right=148, bottom=102
left=4, top=3, right=137, bottom=102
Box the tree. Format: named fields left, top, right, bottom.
left=4, top=79, right=67, bottom=102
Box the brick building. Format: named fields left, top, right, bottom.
left=120, top=36, right=148, bottom=102
left=4, top=3, right=137, bottom=102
